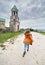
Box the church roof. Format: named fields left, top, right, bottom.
left=0, top=18, right=5, bottom=22
left=12, top=5, right=17, bottom=9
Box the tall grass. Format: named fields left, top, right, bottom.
left=0, top=31, right=23, bottom=44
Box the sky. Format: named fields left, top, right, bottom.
left=0, top=0, right=45, bottom=30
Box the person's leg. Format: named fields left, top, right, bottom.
left=24, top=44, right=27, bottom=51
left=27, top=44, right=29, bottom=51
left=22, top=44, right=26, bottom=57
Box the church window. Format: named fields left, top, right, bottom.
left=17, top=25, right=19, bottom=30
left=14, top=11, right=15, bottom=15
left=16, top=12, right=17, bottom=14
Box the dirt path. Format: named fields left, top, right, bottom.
left=0, top=32, right=45, bottom=65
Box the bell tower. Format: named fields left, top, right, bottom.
left=10, top=5, right=20, bottom=32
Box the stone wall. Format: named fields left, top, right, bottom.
left=0, top=21, right=5, bottom=29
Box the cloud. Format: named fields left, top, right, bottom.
left=20, top=18, right=45, bottom=29
left=0, top=0, right=45, bottom=29
left=0, top=0, right=45, bottom=20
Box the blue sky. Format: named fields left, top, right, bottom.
left=0, top=0, right=45, bottom=30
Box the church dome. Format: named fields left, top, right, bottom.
left=11, top=5, right=18, bottom=11
left=0, top=18, right=5, bottom=22
left=12, top=5, right=17, bottom=9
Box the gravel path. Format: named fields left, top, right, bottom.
left=0, top=32, right=45, bottom=65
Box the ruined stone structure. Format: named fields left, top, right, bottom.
left=10, top=5, right=20, bottom=32
left=0, top=18, right=5, bottom=29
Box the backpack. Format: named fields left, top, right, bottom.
left=30, top=34, right=33, bottom=45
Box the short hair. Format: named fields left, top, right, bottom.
left=24, top=30, right=30, bottom=35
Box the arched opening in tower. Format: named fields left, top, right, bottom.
left=17, top=25, right=19, bottom=31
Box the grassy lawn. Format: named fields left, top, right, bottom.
left=0, top=31, right=23, bottom=44
left=37, top=31, right=45, bottom=35
left=39, top=32, right=45, bottom=35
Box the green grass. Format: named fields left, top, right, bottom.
left=39, top=32, right=45, bottom=35
left=0, top=31, right=23, bottom=44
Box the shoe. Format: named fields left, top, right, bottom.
left=27, top=49, right=29, bottom=51
left=22, top=51, right=26, bottom=57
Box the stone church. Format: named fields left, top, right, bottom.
left=10, top=5, right=20, bottom=32
left=0, top=18, right=5, bottom=29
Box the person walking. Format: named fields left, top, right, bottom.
left=23, top=30, right=33, bottom=57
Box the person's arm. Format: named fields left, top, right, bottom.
left=30, top=34, right=33, bottom=42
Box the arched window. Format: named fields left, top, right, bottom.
left=16, top=11, right=17, bottom=14
left=17, top=25, right=19, bottom=30
left=14, top=11, right=15, bottom=15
